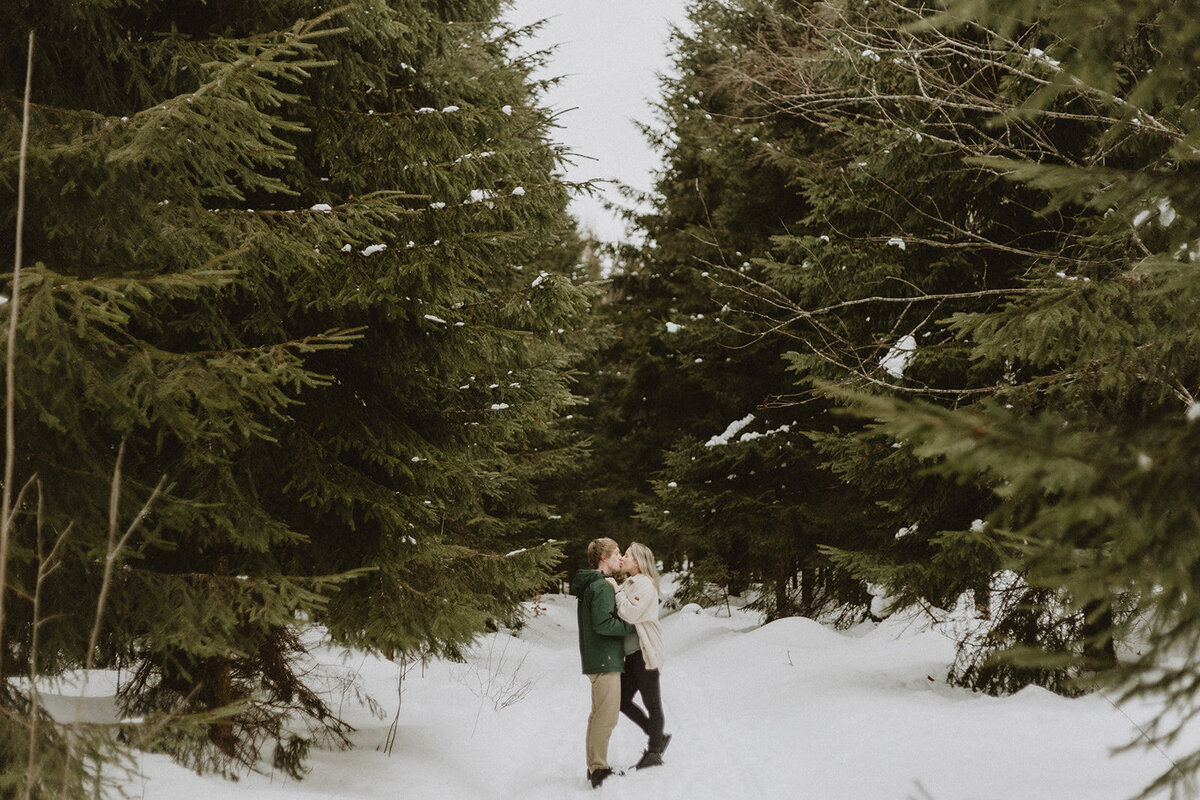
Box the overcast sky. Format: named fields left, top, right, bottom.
left=503, top=0, right=692, bottom=242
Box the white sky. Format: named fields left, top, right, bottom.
left=503, top=0, right=692, bottom=242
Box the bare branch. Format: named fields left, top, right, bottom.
left=63, top=440, right=168, bottom=797
left=23, top=482, right=74, bottom=800
left=0, top=29, right=35, bottom=675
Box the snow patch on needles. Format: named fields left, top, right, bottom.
left=1133, top=198, right=1177, bottom=228
left=423, top=314, right=447, bottom=324
left=706, top=414, right=755, bottom=447
left=665, top=321, right=685, bottom=334
left=362, top=244, right=387, bottom=256
left=1159, top=201, right=1178, bottom=227
left=310, top=203, right=333, bottom=213
left=886, top=237, right=906, bottom=250
left=1027, top=47, right=1062, bottom=69
left=1187, top=402, right=1200, bottom=422
left=880, top=334, right=917, bottom=378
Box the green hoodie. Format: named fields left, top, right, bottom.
left=570, top=569, right=635, bottom=674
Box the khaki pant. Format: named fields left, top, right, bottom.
left=586, top=672, right=621, bottom=772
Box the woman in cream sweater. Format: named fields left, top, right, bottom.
left=606, top=542, right=670, bottom=769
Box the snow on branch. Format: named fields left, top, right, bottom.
left=705, top=414, right=756, bottom=447
left=879, top=334, right=917, bottom=378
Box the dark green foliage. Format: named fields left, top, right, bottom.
left=579, top=0, right=871, bottom=620
left=641, top=0, right=1150, bottom=692
left=1, top=0, right=581, bottom=788
left=885, top=14, right=1200, bottom=789
left=638, top=423, right=864, bottom=620
left=628, top=10, right=1200, bottom=795
left=698, top=0, right=1097, bottom=641
left=607, top=0, right=1017, bottom=622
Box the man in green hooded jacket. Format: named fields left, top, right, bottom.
left=570, top=537, right=635, bottom=788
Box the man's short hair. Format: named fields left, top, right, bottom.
left=587, top=537, right=620, bottom=569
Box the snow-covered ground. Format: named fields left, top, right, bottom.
left=78, top=588, right=1196, bottom=799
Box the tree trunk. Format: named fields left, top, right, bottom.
left=974, top=584, right=991, bottom=620
left=201, top=653, right=237, bottom=757
left=203, top=554, right=236, bottom=757
left=1080, top=600, right=1118, bottom=672
left=799, top=566, right=814, bottom=613
left=773, top=576, right=790, bottom=621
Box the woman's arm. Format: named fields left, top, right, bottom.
left=613, top=575, right=657, bottom=623
left=590, top=582, right=635, bottom=637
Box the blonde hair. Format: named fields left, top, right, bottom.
left=627, top=542, right=660, bottom=593
left=587, top=537, right=620, bottom=569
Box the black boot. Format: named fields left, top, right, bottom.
left=588, top=767, right=615, bottom=788
left=650, top=733, right=672, bottom=756
left=634, top=750, right=663, bottom=770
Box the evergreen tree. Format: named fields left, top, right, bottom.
left=1, top=0, right=581, bottom=787
left=620, top=0, right=1167, bottom=682
left=700, top=0, right=1066, bottom=628
left=647, top=0, right=1150, bottom=687
left=845, top=0, right=1200, bottom=792
left=656, top=0, right=1200, bottom=792
left=590, top=0, right=865, bottom=617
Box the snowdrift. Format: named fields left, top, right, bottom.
left=40, top=594, right=1196, bottom=799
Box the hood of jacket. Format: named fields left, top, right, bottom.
left=570, top=569, right=606, bottom=597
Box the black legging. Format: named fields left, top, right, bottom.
left=620, top=650, right=666, bottom=750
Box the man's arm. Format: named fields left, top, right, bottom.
left=589, top=582, right=635, bottom=637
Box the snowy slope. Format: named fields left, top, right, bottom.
left=108, top=593, right=1192, bottom=800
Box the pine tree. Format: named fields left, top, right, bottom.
left=646, top=0, right=1157, bottom=677
left=672, top=0, right=1200, bottom=791
left=618, top=0, right=1169, bottom=678
left=845, top=0, right=1200, bottom=792
left=587, top=0, right=866, bottom=618
left=700, top=0, right=1065, bottom=627
left=1, top=0, right=581, bottom=786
